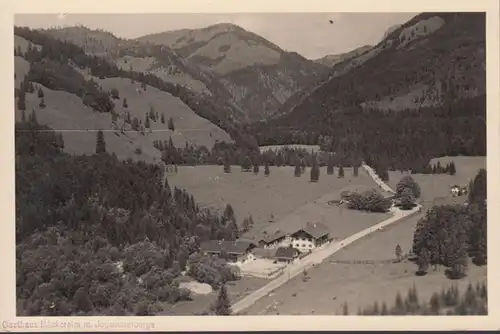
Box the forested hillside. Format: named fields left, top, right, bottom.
left=252, top=13, right=486, bottom=173
left=15, top=118, right=241, bottom=316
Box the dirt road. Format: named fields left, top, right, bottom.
left=230, top=164, right=419, bottom=314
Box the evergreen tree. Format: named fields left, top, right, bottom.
left=294, top=160, right=302, bottom=177
left=17, top=89, right=26, bottom=111
left=310, top=157, right=320, bottom=182
left=264, top=161, right=270, bottom=176
left=396, top=175, right=421, bottom=199
left=399, top=188, right=416, bottom=210
left=342, top=302, right=349, bottom=315
left=416, top=246, right=430, bottom=275
left=448, top=161, right=456, bottom=175
left=168, top=117, right=175, bottom=131
left=253, top=164, right=259, bottom=175
left=241, top=156, right=252, bottom=172
left=145, top=114, right=150, bottom=129
left=37, top=87, right=44, bottom=98
left=95, top=130, right=106, bottom=154
left=161, top=113, right=165, bottom=124
left=224, top=160, right=231, bottom=173
left=122, top=98, right=128, bottom=108
left=353, top=164, right=359, bottom=177
left=327, top=155, right=334, bottom=175
left=338, top=166, right=345, bottom=178
left=214, top=285, right=231, bottom=315
left=395, top=244, right=402, bottom=261
left=39, top=97, right=46, bottom=109
left=29, top=108, right=37, bottom=124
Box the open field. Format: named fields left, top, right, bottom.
left=241, top=212, right=487, bottom=315
left=387, top=156, right=486, bottom=204
left=238, top=156, right=487, bottom=315
left=168, top=165, right=390, bottom=240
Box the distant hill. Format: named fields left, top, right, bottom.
left=138, top=23, right=328, bottom=122
left=252, top=13, right=486, bottom=171
left=314, top=45, right=372, bottom=67
left=14, top=31, right=236, bottom=163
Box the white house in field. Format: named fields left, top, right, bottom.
left=289, top=222, right=331, bottom=253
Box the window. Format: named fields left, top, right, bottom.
left=308, top=245, right=312, bottom=248
left=302, top=244, right=305, bottom=247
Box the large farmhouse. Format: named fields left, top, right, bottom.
left=199, top=240, right=257, bottom=262
left=290, top=222, right=330, bottom=253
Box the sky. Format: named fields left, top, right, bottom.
left=14, top=13, right=417, bottom=59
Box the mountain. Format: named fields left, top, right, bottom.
left=382, top=24, right=402, bottom=40
left=252, top=12, right=486, bottom=171
left=14, top=27, right=247, bottom=163
left=314, top=45, right=372, bottom=67
left=137, top=23, right=328, bottom=122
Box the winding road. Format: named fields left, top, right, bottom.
left=230, top=163, right=420, bottom=315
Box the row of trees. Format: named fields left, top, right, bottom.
left=251, top=94, right=485, bottom=174
left=355, top=282, right=487, bottom=315
left=15, top=119, right=242, bottom=316
left=412, top=168, right=487, bottom=279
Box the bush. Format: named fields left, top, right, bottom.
left=347, top=190, right=392, bottom=213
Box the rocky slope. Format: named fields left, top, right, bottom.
left=138, top=23, right=328, bottom=122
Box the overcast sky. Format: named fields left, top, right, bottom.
left=15, top=13, right=417, bottom=59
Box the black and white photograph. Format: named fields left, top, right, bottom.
left=2, top=0, right=499, bottom=330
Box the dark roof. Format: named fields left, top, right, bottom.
left=200, top=240, right=255, bottom=255
left=252, top=247, right=276, bottom=258
left=274, top=247, right=299, bottom=260
left=292, top=222, right=330, bottom=239
left=258, top=230, right=287, bottom=244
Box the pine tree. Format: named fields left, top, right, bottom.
left=417, top=246, right=430, bottom=274
left=338, top=166, right=345, bottom=178
left=448, top=161, right=456, bottom=175
left=17, top=89, right=26, bottom=111
left=168, top=117, right=175, bottom=131
left=214, top=285, right=231, bottom=315
left=39, top=97, right=46, bottom=109
left=253, top=164, right=259, bottom=175
left=294, top=160, right=301, bottom=177
left=122, top=98, right=128, bottom=108
left=224, top=160, right=231, bottom=173
left=396, top=175, right=421, bottom=199
left=310, top=157, right=320, bottom=182
left=145, top=114, right=150, bottom=129
left=241, top=156, right=252, bottom=172
left=395, top=244, right=402, bottom=261
left=29, top=108, right=37, bottom=124
left=37, top=87, right=44, bottom=98
left=327, top=155, right=334, bottom=175
left=96, top=130, right=106, bottom=154
left=342, top=302, right=349, bottom=315
left=353, top=164, right=359, bottom=177
left=399, top=188, right=416, bottom=210
left=264, top=161, right=270, bottom=176
left=161, top=113, right=165, bottom=124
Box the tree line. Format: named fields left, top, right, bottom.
left=354, top=281, right=487, bottom=315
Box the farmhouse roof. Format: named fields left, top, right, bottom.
left=258, top=229, right=288, bottom=244
left=293, top=222, right=330, bottom=239
left=274, top=247, right=299, bottom=260
left=200, top=240, right=255, bottom=255
left=252, top=247, right=276, bottom=258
